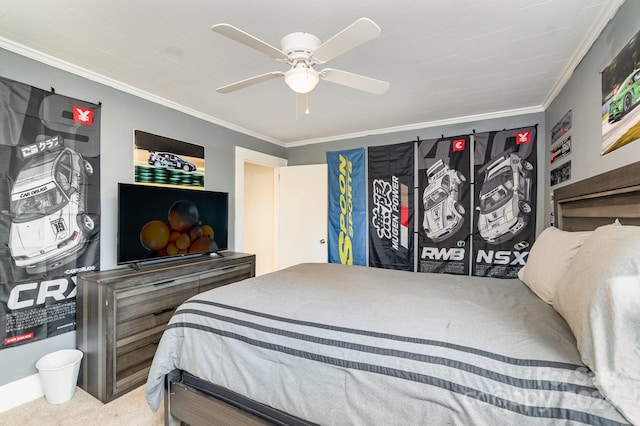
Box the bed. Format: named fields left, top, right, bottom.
left=145, top=161, right=640, bottom=426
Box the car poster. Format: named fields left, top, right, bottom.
left=134, top=130, right=204, bottom=189
left=368, top=142, right=414, bottom=271
left=550, top=135, right=571, bottom=164
left=601, top=27, right=640, bottom=155
left=417, top=136, right=471, bottom=275
left=550, top=160, right=572, bottom=187
left=0, top=76, right=101, bottom=349
left=551, top=110, right=571, bottom=145
left=472, top=126, right=536, bottom=278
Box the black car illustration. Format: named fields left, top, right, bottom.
left=148, top=151, right=197, bottom=172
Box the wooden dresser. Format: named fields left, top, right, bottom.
left=76, top=252, right=255, bottom=403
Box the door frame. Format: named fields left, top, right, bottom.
left=234, top=147, right=287, bottom=254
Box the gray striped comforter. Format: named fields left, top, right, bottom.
left=145, top=263, right=631, bottom=425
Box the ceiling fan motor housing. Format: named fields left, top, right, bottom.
left=280, top=32, right=321, bottom=62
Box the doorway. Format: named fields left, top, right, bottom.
left=236, top=147, right=329, bottom=275
left=235, top=147, right=287, bottom=275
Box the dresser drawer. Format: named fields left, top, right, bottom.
left=116, top=307, right=176, bottom=341
left=116, top=334, right=162, bottom=379
left=113, top=327, right=165, bottom=394
left=199, top=262, right=253, bottom=293
left=116, top=276, right=199, bottom=323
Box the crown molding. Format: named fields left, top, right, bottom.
left=541, top=0, right=625, bottom=109
left=283, top=105, right=545, bottom=147
left=0, top=37, right=286, bottom=147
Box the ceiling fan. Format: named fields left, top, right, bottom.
left=210, top=18, right=390, bottom=114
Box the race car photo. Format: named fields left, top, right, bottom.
left=476, top=150, right=533, bottom=244
left=8, top=146, right=97, bottom=274
left=608, top=68, right=640, bottom=123
left=148, top=151, right=197, bottom=172
left=422, top=159, right=466, bottom=242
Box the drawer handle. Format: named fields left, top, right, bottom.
left=153, top=279, right=176, bottom=287
left=153, top=307, right=174, bottom=316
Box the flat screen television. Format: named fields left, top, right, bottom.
left=117, top=183, right=228, bottom=266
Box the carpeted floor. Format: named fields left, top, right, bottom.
left=0, top=385, right=163, bottom=426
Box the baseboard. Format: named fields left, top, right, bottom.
left=0, top=374, right=44, bottom=413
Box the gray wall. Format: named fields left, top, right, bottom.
left=545, top=0, right=640, bottom=220
left=0, top=47, right=284, bottom=386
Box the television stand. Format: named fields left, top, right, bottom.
left=76, top=252, right=255, bottom=403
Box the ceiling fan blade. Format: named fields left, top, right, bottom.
left=216, top=71, right=284, bottom=94
left=211, top=23, right=288, bottom=61
left=313, top=18, right=382, bottom=63
left=321, top=68, right=389, bottom=95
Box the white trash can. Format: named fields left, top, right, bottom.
left=35, top=349, right=83, bottom=404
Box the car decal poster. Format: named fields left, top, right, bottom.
left=0, top=76, right=101, bottom=349
left=417, top=136, right=471, bottom=275
left=327, top=148, right=366, bottom=266
left=601, top=26, right=640, bottom=155
left=368, top=142, right=414, bottom=271
left=472, top=126, right=536, bottom=278
left=134, top=130, right=204, bottom=189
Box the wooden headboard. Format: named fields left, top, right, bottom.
left=554, top=161, right=640, bottom=231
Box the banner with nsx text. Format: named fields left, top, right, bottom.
left=0, top=76, right=101, bottom=349
left=472, top=126, right=537, bottom=278
left=327, top=148, right=366, bottom=266
left=368, top=142, right=415, bottom=271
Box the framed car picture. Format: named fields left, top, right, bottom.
left=133, top=130, right=205, bottom=189
left=601, top=28, right=640, bottom=155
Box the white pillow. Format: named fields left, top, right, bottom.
left=553, top=224, right=640, bottom=424
left=518, top=227, right=591, bottom=304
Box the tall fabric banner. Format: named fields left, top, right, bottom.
left=472, top=126, right=536, bottom=278
left=368, top=142, right=414, bottom=271
left=0, top=76, right=101, bottom=349
left=417, top=136, right=471, bottom=275
left=327, top=148, right=366, bottom=266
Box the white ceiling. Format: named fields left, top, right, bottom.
left=0, top=0, right=624, bottom=147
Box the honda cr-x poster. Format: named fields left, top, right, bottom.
left=472, top=126, right=536, bottom=278
left=418, top=136, right=471, bottom=275
left=0, top=76, right=101, bottom=349
left=368, top=142, right=414, bottom=271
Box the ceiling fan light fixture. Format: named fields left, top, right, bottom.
left=285, top=66, right=320, bottom=94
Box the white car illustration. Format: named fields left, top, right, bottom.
left=422, top=160, right=466, bottom=242
left=8, top=147, right=96, bottom=274
left=476, top=151, right=533, bottom=244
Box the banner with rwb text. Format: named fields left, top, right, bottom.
left=368, top=142, right=414, bottom=271
left=0, top=76, right=101, bottom=349
left=327, top=148, right=366, bottom=266
left=417, top=136, right=471, bottom=275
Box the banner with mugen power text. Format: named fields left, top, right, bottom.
left=327, top=148, right=366, bottom=265
left=0, top=76, right=101, bottom=349
left=368, top=142, right=414, bottom=271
